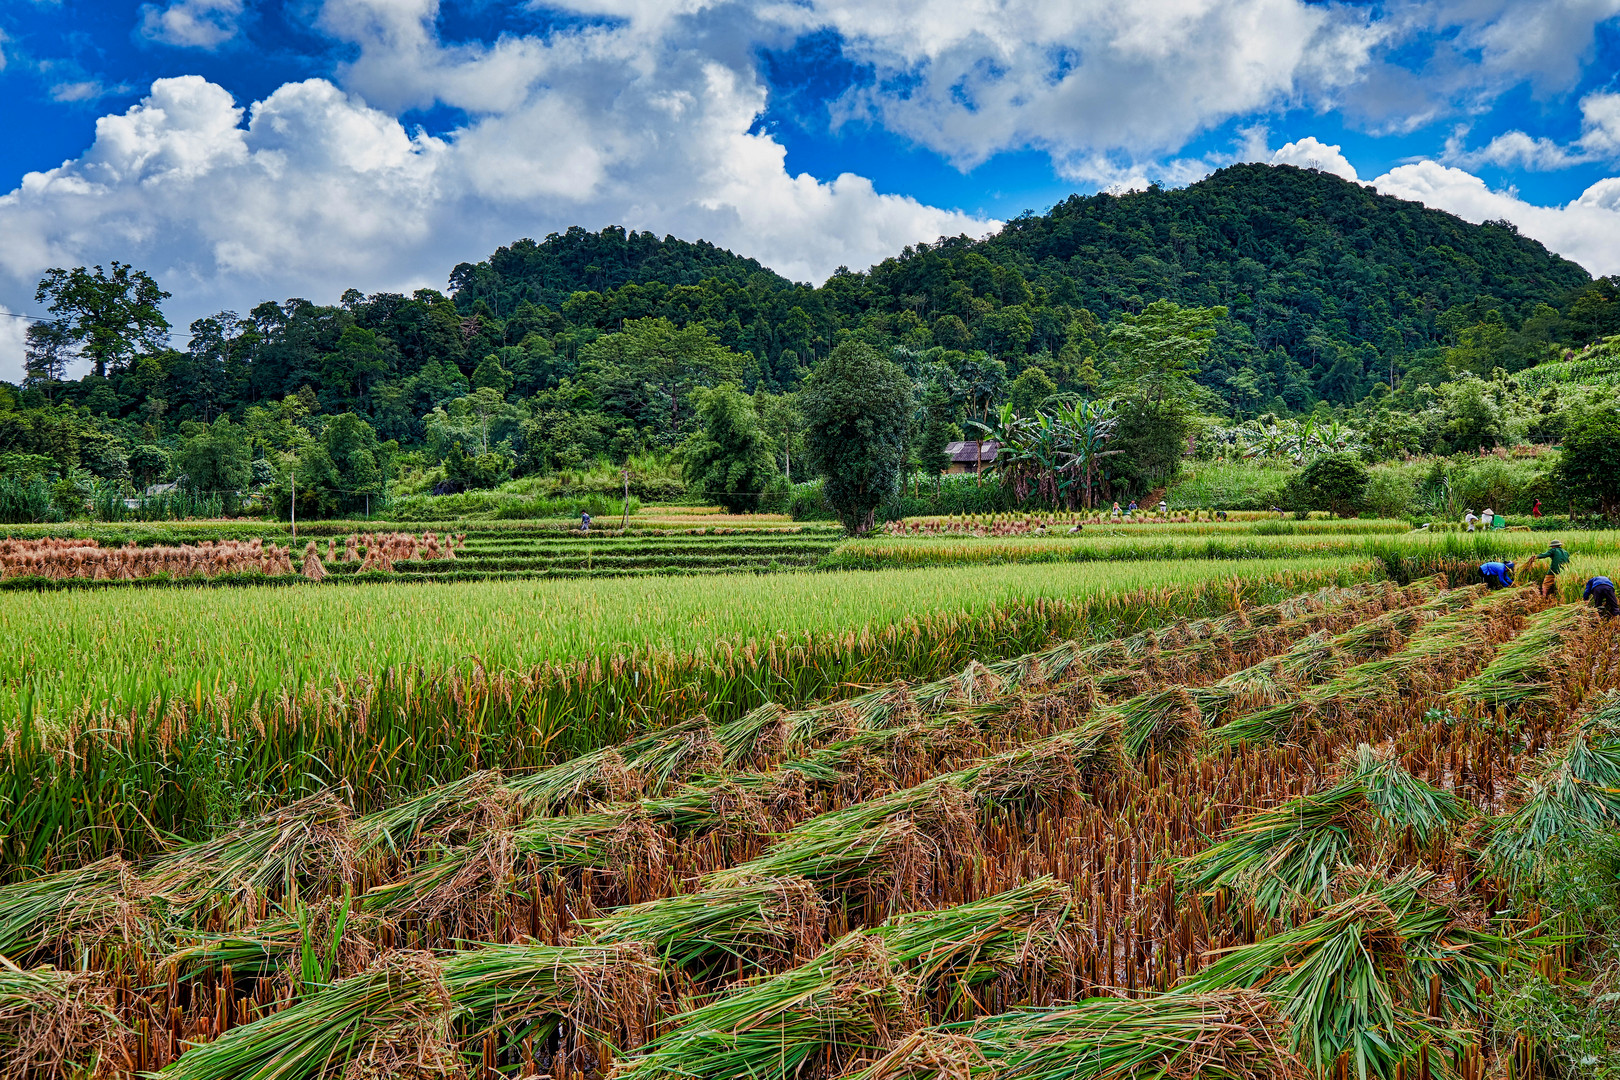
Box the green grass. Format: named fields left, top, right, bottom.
left=0, top=556, right=1368, bottom=732
left=823, top=528, right=1620, bottom=579
left=1165, top=461, right=1297, bottom=510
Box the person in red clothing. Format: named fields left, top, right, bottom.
left=1532, top=498, right=1543, bottom=518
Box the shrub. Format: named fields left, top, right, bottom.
left=1363, top=468, right=1419, bottom=519
left=1282, top=453, right=1369, bottom=517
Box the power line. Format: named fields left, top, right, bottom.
left=0, top=309, right=186, bottom=344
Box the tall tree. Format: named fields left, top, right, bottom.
left=580, top=317, right=742, bottom=442
left=1103, top=301, right=1224, bottom=493
left=1104, top=300, right=1226, bottom=405
left=914, top=379, right=962, bottom=492
left=801, top=341, right=912, bottom=534
left=21, top=322, right=71, bottom=397
left=681, top=385, right=780, bottom=514
left=34, top=263, right=171, bottom=378
left=1555, top=405, right=1620, bottom=518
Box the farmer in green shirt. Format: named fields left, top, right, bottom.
left=1525, top=539, right=1570, bottom=599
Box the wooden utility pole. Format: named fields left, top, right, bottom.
left=290, top=471, right=297, bottom=542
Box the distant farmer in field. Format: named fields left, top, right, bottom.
left=1127, top=500, right=1138, bottom=517
left=581, top=510, right=591, bottom=533
left=1524, top=539, right=1570, bottom=598
left=1482, top=507, right=1495, bottom=529
left=1217, top=510, right=1228, bottom=521
left=1479, top=560, right=1515, bottom=589
left=1158, top=499, right=1169, bottom=515
left=1111, top=502, right=1122, bottom=519
left=1532, top=498, right=1543, bottom=518
left=1585, top=576, right=1618, bottom=619
left=1464, top=509, right=1478, bottom=532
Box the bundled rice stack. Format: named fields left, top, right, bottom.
left=299, top=541, right=326, bottom=582
left=0, top=537, right=306, bottom=581
left=1179, top=746, right=1469, bottom=919
left=1448, top=602, right=1597, bottom=710
left=843, top=990, right=1305, bottom=1080
left=155, top=943, right=658, bottom=1080
left=0, top=966, right=126, bottom=1080
left=611, top=880, right=1073, bottom=1080
left=1483, top=694, right=1620, bottom=882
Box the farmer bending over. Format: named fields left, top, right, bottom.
left=1585, top=576, right=1618, bottom=619
left=1525, top=539, right=1569, bottom=598
left=1479, top=560, right=1515, bottom=590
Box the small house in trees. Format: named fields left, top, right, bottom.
left=943, top=440, right=999, bottom=475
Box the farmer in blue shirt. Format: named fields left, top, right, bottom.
left=1584, top=576, right=1617, bottom=619
left=1478, top=560, right=1515, bottom=589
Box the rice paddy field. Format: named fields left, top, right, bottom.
left=7, top=570, right=1620, bottom=1079
left=825, top=526, right=1620, bottom=572
left=0, top=555, right=1380, bottom=871
left=0, top=523, right=843, bottom=586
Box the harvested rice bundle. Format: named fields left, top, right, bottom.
left=1448, top=602, right=1595, bottom=709
left=357, top=809, right=670, bottom=928
left=843, top=989, right=1306, bottom=1080
left=506, top=715, right=721, bottom=810
left=585, top=874, right=830, bottom=974
left=142, top=791, right=358, bottom=921
left=1483, top=696, right=1620, bottom=882
left=155, top=944, right=657, bottom=1080
left=1184, top=869, right=1523, bottom=1079
left=0, top=966, right=126, bottom=1080
left=0, top=857, right=141, bottom=963
left=611, top=879, right=1073, bottom=1080
left=352, top=769, right=518, bottom=860
left=300, top=541, right=326, bottom=582
left=1179, top=747, right=1468, bottom=918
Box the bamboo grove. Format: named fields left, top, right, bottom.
left=4, top=570, right=1619, bottom=1078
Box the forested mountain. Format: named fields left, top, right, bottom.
left=7, top=162, right=1620, bottom=519
left=449, top=226, right=791, bottom=313
left=444, top=164, right=1603, bottom=406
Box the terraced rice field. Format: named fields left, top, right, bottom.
left=387, top=529, right=842, bottom=578
left=6, top=576, right=1619, bottom=1078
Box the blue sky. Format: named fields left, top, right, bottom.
left=2, top=0, right=1620, bottom=378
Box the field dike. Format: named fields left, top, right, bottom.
left=4, top=579, right=1620, bottom=1078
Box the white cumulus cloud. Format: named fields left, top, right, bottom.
left=0, top=3, right=996, bottom=379
left=1444, top=91, right=1620, bottom=171
left=139, top=0, right=247, bottom=49
left=1373, top=160, right=1620, bottom=276
left=1269, top=136, right=1360, bottom=181
left=804, top=0, right=1380, bottom=170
